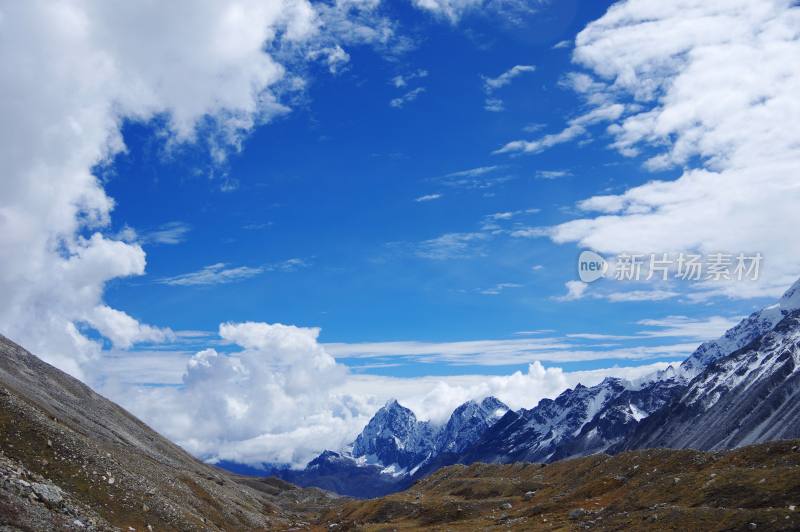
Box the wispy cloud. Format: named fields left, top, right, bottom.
left=482, top=64, right=535, bottom=112
left=390, top=87, right=426, bottom=108
left=415, top=232, right=488, bottom=260
left=495, top=104, right=625, bottom=155
left=535, top=169, right=572, bottom=180
left=478, top=282, right=523, bottom=295
left=324, top=336, right=695, bottom=366
left=483, top=64, right=536, bottom=91
left=117, top=221, right=191, bottom=246
left=569, top=315, right=741, bottom=343
left=391, top=69, right=428, bottom=88
left=157, top=259, right=307, bottom=286
left=552, top=281, right=679, bottom=304
left=436, top=165, right=513, bottom=190
left=415, top=193, right=442, bottom=202
left=157, top=263, right=265, bottom=286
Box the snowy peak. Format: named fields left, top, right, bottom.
left=678, top=278, right=800, bottom=378
left=351, top=399, right=436, bottom=469
left=622, top=308, right=800, bottom=452
left=436, top=396, right=509, bottom=454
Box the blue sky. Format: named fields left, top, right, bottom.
left=5, top=0, right=797, bottom=466
left=98, top=0, right=764, bottom=380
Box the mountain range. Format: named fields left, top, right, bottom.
left=269, top=278, right=800, bottom=497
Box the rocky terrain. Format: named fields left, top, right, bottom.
left=325, top=439, right=800, bottom=530
left=0, top=334, right=339, bottom=531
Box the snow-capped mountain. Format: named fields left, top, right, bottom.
left=460, top=377, right=628, bottom=464
left=457, top=280, right=800, bottom=467
left=351, top=399, right=438, bottom=471
left=276, top=396, right=510, bottom=497
left=435, top=396, right=508, bottom=454
left=678, top=277, right=800, bottom=378
left=273, top=278, right=800, bottom=497
left=621, top=308, right=800, bottom=451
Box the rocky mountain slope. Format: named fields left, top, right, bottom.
left=0, top=334, right=337, bottom=530
left=455, top=279, right=800, bottom=470
left=621, top=308, right=800, bottom=452
left=325, top=439, right=800, bottom=531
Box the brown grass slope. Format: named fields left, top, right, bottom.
left=0, top=334, right=338, bottom=531
left=322, top=440, right=800, bottom=531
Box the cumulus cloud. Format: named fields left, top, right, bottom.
left=0, top=1, right=397, bottom=377
left=507, top=0, right=800, bottom=299
left=0, top=1, right=332, bottom=377
left=112, top=322, right=360, bottom=467
left=100, top=321, right=677, bottom=466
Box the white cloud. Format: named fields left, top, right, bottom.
left=478, top=282, right=523, bottom=295
left=495, top=103, right=625, bottom=154
left=157, top=259, right=306, bottom=286
left=411, top=0, right=485, bottom=22
left=535, top=169, right=571, bottom=180
left=554, top=280, right=588, bottom=301
left=485, top=208, right=539, bottom=221
left=411, top=0, right=538, bottom=24
left=436, top=165, right=513, bottom=190
left=569, top=314, right=740, bottom=343
left=482, top=64, right=535, bottom=112
left=157, top=263, right=265, bottom=286
left=307, top=45, right=350, bottom=74
left=524, top=0, right=800, bottom=299
left=106, top=322, right=359, bottom=468
left=635, top=315, right=742, bottom=340
left=86, top=305, right=174, bottom=349
left=552, top=39, right=571, bottom=49
left=483, top=64, right=536, bottom=91
left=484, top=97, right=505, bottom=112
left=390, top=86, right=426, bottom=108
left=415, top=231, right=489, bottom=260
left=324, top=335, right=694, bottom=366
left=605, top=290, right=679, bottom=302
left=392, top=69, right=428, bottom=88
left=415, top=193, right=443, bottom=202
left=98, top=322, right=676, bottom=466
left=136, top=221, right=192, bottom=245
left=0, top=1, right=393, bottom=376
left=446, top=165, right=499, bottom=178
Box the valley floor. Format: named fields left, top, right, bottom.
left=319, top=440, right=800, bottom=531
